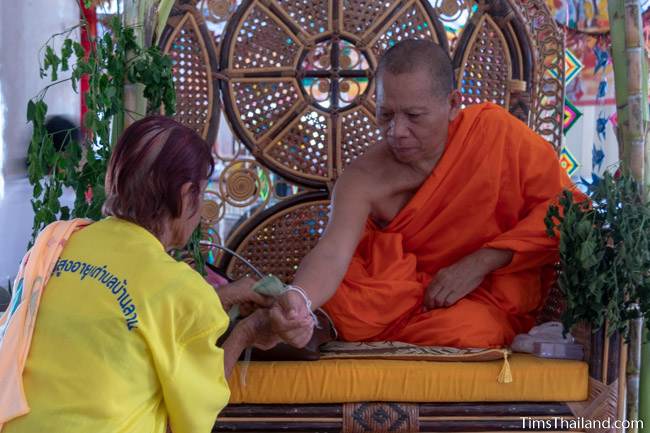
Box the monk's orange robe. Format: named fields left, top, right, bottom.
left=322, top=103, right=576, bottom=348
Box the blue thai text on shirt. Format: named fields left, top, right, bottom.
left=52, top=259, right=139, bottom=330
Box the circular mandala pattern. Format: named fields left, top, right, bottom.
left=220, top=0, right=446, bottom=187
left=219, top=160, right=266, bottom=207
left=201, top=191, right=226, bottom=223
left=207, top=0, right=231, bottom=17
left=440, top=0, right=460, bottom=17
left=226, top=171, right=257, bottom=203
left=297, top=39, right=372, bottom=111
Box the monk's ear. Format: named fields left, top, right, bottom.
left=448, top=90, right=462, bottom=121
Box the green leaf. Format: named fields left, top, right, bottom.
left=27, top=100, right=36, bottom=122
left=35, top=100, right=48, bottom=119
left=32, top=181, right=43, bottom=198
left=61, top=39, right=73, bottom=71
left=44, top=45, right=60, bottom=81
left=73, top=41, right=85, bottom=59
left=84, top=110, right=95, bottom=131
left=576, top=220, right=592, bottom=239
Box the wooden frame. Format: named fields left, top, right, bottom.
left=212, top=330, right=625, bottom=432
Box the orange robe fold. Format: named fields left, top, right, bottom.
left=322, top=103, right=575, bottom=348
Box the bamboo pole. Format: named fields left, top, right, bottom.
left=624, top=0, right=646, bottom=183
left=610, top=0, right=647, bottom=182
left=628, top=316, right=644, bottom=433
left=609, top=0, right=629, bottom=163
left=608, top=1, right=648, bottom=431
left=640, top=329, right=649, bottom=433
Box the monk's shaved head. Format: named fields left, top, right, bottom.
left=376, top=39, right=454, bottom=98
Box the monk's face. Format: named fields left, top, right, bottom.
left=376, top=69, right=461, bottom=164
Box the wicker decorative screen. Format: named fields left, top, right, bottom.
left=219, top=0, right=447, bottom=187
left=160, top=4, right=221, bottom=140
left=160, top=0, right=565, bottom=282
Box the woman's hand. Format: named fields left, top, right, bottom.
left=237, top=308, right=282, bottom=350
left=222, top=308, right=279, bottom=377
left=214, top=277, right=273, bottom=313
left=237, top=303, right=314, bottom=350
left=222, top=304, right=314, bottom=377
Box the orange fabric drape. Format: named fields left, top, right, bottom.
left=0, top=219, right=91, bottom=429
left=323, top=103, right=576, bottom=348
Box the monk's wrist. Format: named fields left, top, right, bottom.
left=474, top=248, right=513, bottom=274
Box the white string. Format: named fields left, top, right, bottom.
left=284, top=284, right=319, bottom=326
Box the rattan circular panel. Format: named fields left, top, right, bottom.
left=225, top=195, right=331, bottom=282
left=220, top=0, right=447, bottom=187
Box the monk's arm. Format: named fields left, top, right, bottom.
left=285, top=170, right=371, bottom=309
left=483, top=121, right=579, bottom=272
left=290, top=243, right=350, bottom=308
left=470, top=247, right=514, bottom=274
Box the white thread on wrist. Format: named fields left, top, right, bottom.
left=284, top=284, right=319, bottom=326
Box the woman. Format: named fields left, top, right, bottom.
left=0, top=116, right=312, bottom=433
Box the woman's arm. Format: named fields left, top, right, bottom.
left=221, top=324, right=252, bottom=378
left=213, top=277, right=272, bottom=312
left=220, top=308, right=283, bottom=378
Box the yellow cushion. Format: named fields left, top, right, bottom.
left=228, top=354, right=588, bottom=404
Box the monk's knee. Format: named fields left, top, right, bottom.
left=452, top=304, right=515, bottom=347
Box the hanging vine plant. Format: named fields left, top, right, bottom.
left=26, top=11, right=175, bottom=243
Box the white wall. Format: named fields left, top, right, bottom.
left=0, top=2, right=5, bottom=200
left=0, top=0, right=79, bottom=284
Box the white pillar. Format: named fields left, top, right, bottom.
left=0, top=0, right=79, bottom=283
left=1, top=0, right=79, bottom=179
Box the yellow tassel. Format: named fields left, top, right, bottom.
left=497, top=350, right=513, bottom=384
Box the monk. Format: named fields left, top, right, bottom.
left=277, top=39, right=576, bottom=348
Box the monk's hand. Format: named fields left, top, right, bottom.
left=424, top=249, right=513, bottom=309
left=270, top=291, right=315, bottom=348
left=215, top=277, right=274, bottom=314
